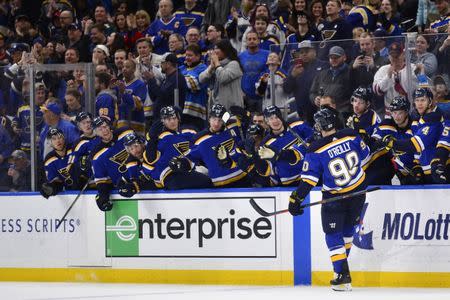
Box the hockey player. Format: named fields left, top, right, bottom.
left=143, top=106, right=212, bottom=189
left=95, top=72, right=118, bottom=124
left=289, top=107, right=370, bottom=291
left=430, top=119, right=449, bottom=184
left=69, top=112, right=100, bottom=186
left=255, top=105, right=313, bottom=186
left=372, top=96, right=418, bottom=185
left=383, top=88, right=444, bottom=183
left=40, top=128, right=75, bottom=198
left=91, top=117, right=133, bottom=211
left=118, top=132, right=156, bottom=197
left=187, top=104, right=251, bottom=188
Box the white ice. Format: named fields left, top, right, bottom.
left=2, top=282, right=450, bottom=300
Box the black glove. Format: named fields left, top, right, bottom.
left=288, top=190, right=305, bottom=216
left=230, top=106, right=250, bottom=122
left=148, top=120, right=164, bottom=141
left=431, top=163, right=447, bottom=184
left=168, top=157, right=191, bottom=172
left=411, top=165, right=424, bottom=184
left=118, top=180, right=139, bottom=198
left=39, top=182, right=63, bottom=199
left=244, top=135, right=256, bottom=156
left=79, top=155, right=91, bottom=172
left=247, top=124, right=264, bottom=136
left=382, top=135, right=396, bottom=151
left=95, top=193, right=113, bottom=211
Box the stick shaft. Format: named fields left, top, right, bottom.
left=55, top=180, right=90, bottom=230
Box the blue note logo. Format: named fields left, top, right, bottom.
left=353, top=203, right=374, bottom=250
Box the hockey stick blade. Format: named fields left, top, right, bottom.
left=249, top=187, right=380, bottom=217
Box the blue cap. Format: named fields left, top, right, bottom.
left=41, top=103, right=61, bottom=115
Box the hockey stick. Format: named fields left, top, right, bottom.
left=249, top=186, right=381, bottom=217
left=55, top=179, right=90, bottom=230
left=286, top=126, right=308, bottom=147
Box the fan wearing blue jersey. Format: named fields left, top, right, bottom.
left=255, top=105, right=312, bottom=186
left=383, top=88, right=444, bottom=183
left=431, top=120, right=449, bottom=184
left=289, top=108, right=370, bottom=292
left=143, top=106, right=212, bottom=190
left=95, top=72, right=118, bottom=124
left=91, top=117, right=134, bottom=211
left=40, top=128, right=75, bottom=199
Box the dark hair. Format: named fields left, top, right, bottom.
left=249, top=3, right=272, bottom=25
left=95, top=71, right=112, bottom=87
left=214, top=39, right=242, bottom=70
left=309, top=0, right=326, bottom=21
left=185, top=43, right=202, bottom=56
left=208, top=24, right=226, bottom=38
left=109, top=33, right=126, bottom=56
left=65, top=47, right=80, bottom=58
left=65, top=88, right=81, bottom=100
left=114, top=13, right=129, bottom=31
left=254, top=15, right=269, bottom=24
left=136, top=37, right=153, bottom=48
left=90, top=23, right=105, bottom=33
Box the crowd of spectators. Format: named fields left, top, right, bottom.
left=0, top=0, right=449, bottom=192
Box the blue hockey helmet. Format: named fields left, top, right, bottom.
left=314, top=107, right=337, bottom=132
left=210, top=104, right=227, bottom=119
left=389, top=96, right=410, bottom=112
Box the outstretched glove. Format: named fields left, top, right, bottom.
left=215, top=145, right=232, bottom=168
left=95, top=193, right=113, bottom=211
left=382, top=135, right=396, bottom=151
left=288, top=190, right=305, bottom=216
left=79, top=155, right=91, bottom=172
left=258, top=146, right=276, bottom=160
left=118, top=180, right=140, bottom=198
left=169, top=157, right=191, bottom=172
left=431, top=163, right=447, bottom=184
left=39, top=182, right=64, bottom=199
left=148, top=120, right=165, bottom=141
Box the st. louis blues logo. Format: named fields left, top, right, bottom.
left=353, top=202, right=374, bottom=250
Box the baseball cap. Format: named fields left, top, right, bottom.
left=298, top=40, right=313, bottom=50
left=41, top=103, right=62, bottom=115
left=161, top=52, right=178, bottom=64
left=10, top=149, right=27, bottom=160
left=68, top=23, right=81, bottom=31
left=94, top=44, right=110, bottom=57
left=433, top=74, right=449, bottom=87
left=15, top=14, right=29, bottom=22
left=328, top=46, right=345, bottom=57
left=9, top=43, right=30, bottom=53
left=373, top=28, right=387, bottom=38
left=388, top=42, right=404, bottom=56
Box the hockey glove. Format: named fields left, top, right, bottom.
left=382, top=135, right=396, bottom=152
left=215, top=145, right=233, bottom=168
left=148, top=120, right=164, bottom=141
left=95, top=193, right=113, bottom=211
left=288, top=190, right=305, bottom=216
left=258, top=146, right=276, bottom=160
left=411, top=165, right=424, bottom=184
left=346, top=115, right=355, bottom=129
left=168, top=157, right=191, bottom=173
left=431, top=163, right=447, bottom=184
left=79, top=155, right=91, bottom=172
left=39, top=182, right=64, bottom=199
left=118, top=180, right=140, bottom=198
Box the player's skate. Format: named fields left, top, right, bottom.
left=330, top=272, right=352, bottom=291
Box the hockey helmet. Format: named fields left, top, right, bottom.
left=75, top=111, right=93, bottom=124
left=389, top=96, right=410, bottom=112
left=123, top=132, right=146, bottom=147
left=93, top=116, right=111, bottom=129
left=413, top=87, right=433, bottom=101
left=46, top=127, right=64, bottom=139
left=314, top=107, right=337, bottom=132
left=263, top=105, right=282, bottom=119
left=210, top=104, right=227, bottom=119
left=351, top=86, right=373, bottom=103
left=160, top=106, right=179, bottom=119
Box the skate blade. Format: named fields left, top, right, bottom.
left=331, top=283, right=352, bottom=291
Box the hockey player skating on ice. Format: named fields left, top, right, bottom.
left=288, top=107, right=370, bottom=291
left=40, top=128, right=76, bottom=198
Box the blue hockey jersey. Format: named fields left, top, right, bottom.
left=298, top=128, right=370, bottom=197
left=180, top=62, right=209, bottom=120
left=118, top=78, right=147, bottom=135
left=12, top=105, right=44, bottom=151
left=174, top=4, right=204, bottom=29
left=44, top=147, right=75, bottom=188
left=95, top=89, right=118, bottom=123
left=147, top=16, right=188, bottom=55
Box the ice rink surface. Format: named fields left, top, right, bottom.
left=2, top=282, right=450, bottom=300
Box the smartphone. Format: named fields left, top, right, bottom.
left=293, top=58, right=303, bottom=67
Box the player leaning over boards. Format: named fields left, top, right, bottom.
left=288, top=108, right=370, bottom=291
left=382, top=87, right=444, bottom=184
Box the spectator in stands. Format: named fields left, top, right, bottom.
left=435, top=24, right=450, bottom=76
left=309, top=0, right=326, bottom=29
left=12, top=14, right=32, bottom=45
left=65, top=23, right=90, bottom=62
left=205, top=24, right=225, bottom=50
left=373, top=28, right=389, bottom=58
left=114, top=49, right=127, bottom=80
left=114, top=13, right=131, bottom=50
left=147, top=0, right=187, bottom=55
left=225, top=0, right=255, bottom=51
left=94, top=4, right=115, bottom=36
left=94, top=72, right=117, bottom=123
left=252, top=16, right=280, bottom=51
left=147, top=53, right=187, bottom=120
left=129, top=10, right=151, bottom=49
left=168, top=33, right=186, bottom=65
left=373, top=42, right=420, bottom=116
left=174, top=0, right=205, bottom=30
left=380, top=0, right=401, bottom=26
left=202, top=0, right=240, bottom=34
left=311, top=46, right=352, bottom=118
left=62, top=88, right=83, bottom=122
left=135, top=37, right=162, bottom=69
left=106, top=32, right=126, bottom=58
left=412, top=34, right=437, bottom=77
left=58, top=10, right=74, bottom=31
left=0, top=117, right=13, bottom=191
left=283, top=40, right=328, bottom=125
left=6, top=149, right=31, bottom=191
left=39, top=102, right=79, bottom=159
left=89, top=24, right=108, bottom=57
left=199, top=39, right=244, bottom=110
left=239, top=31, right=270, bottom=112
left=433, top=74, right=450, bottom=115
left=92, top=44, right=109, bottom=66
left=427, top=0, right=449, bottom=33
left=64, top=47, right=80, bottom=64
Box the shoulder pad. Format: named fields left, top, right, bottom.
left=194, top=129, right=212, bottom=145
left=44, top=152, right=58, bottom=166
left=92, top=145, right=109, bottom=160
left=116, top=127, right=134, bottom=140
left=423, top=109, right=444, bottom=123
